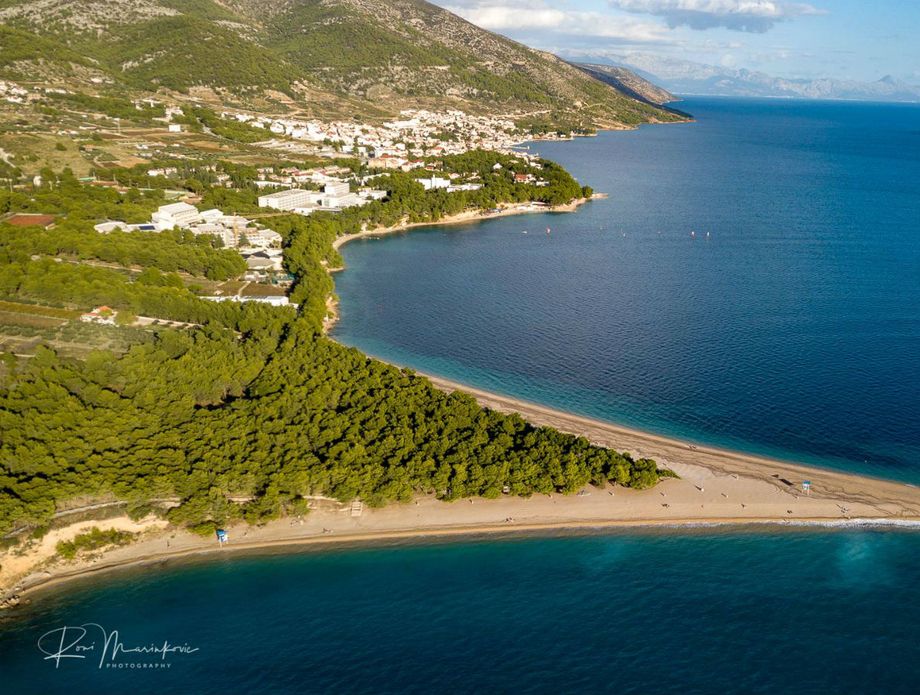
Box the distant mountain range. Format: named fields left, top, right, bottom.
left=574, top=63, right=677, bottom=106
left=569, top=53, right=920, bottom=103
left=0, top=0, right=683, bottom=127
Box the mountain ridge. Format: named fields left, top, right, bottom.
left=574, top=52, right=920, bottom=103
left=0, top=0, right=684, bottom=126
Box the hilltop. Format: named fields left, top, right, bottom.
left=0, top=0, right=683, bottom=126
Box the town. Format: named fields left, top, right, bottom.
left=0, top=80, right=571, bottom=319
left=223, top=108, right=524, bottom=158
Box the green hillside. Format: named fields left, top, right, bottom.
left=0, top=0, right=684, bottom=126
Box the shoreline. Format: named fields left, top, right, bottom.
left=322, top=196, right=920, bottom=510
left=12, top=512, right=920, bottom=605
left=323, top=195, right=599, bottom=331
left=331, top=195, right=600, bottom=253
left=6, top=191, right=920, bottom=604
left=421, top=374, right=920, bottom=511
left=6, top=367, right=920, bottom=604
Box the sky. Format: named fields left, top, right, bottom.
left=433, top=0, right=920, bottom=82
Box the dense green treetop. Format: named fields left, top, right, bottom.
left=0, top=153, right=660, bottom=536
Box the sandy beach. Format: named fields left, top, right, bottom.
left=4, top=191, right=920, bottom=604
left=5, top=377, right=920, bottom=603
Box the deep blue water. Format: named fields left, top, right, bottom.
left=3, top=99, right=919, bottom=694
left=333, top=97, right=920, bottom=482
left=2, top=529, right=920, bottom=694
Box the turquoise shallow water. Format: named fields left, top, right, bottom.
left=2, top=529, right=920, bottom=694
left=3, top=99, right=919, bottom=693
left=333, top=97, right=920, bottom=482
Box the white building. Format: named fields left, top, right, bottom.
left=152, top=202, right=202, bottom=230
left=420, top=176, right=450, bottom=191
left=315, top=182, right=362, bottom=209
left=318, top=194, right=358, bottom=209
left=258, top=189, right=319, bottom=211
left=199, top=209, right=224, bottom=223
left=324, top=181, right=350, bottom=198
left=94, top=221, right=131, bottom=234
left=219, top=215, right=252, bottom=229
left=203, top=295, right=292, bottom=307
left=243, top=228, right=283, bottom=248
left=212, top=229, right=238, bottom=248
left=358, top=188, right=388, bottom=201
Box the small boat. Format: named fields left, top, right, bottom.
left=546, top=227, right=551, bottom=235
left=690, top=230, right=696, bottom=238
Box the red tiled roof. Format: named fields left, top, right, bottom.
left=5, top=213, right=56, bottom=227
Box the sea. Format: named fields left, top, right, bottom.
left=3, top=529, right=920, bottom=694
left=2, top=98, right=919, bottom=693
left=333, top=97, right=920, bottom=483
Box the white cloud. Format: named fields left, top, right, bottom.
left=443, top=1, right=671, bottom=43
left=607, top=0, right=826, bottom=33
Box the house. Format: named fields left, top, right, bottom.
left=151, top=202, right=201, bottom=230
left=368, top=154, right=405, bottom=170
left=401, top=160, right=425, bottom=171
left=147, top=167, right=178, bottom=178
left=80, top=306, right=118, bottom=325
